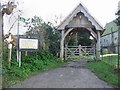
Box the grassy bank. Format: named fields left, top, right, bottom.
left=2, top=49, right=66, bottom=88
left=101, top=54, right=119, bottom=68
left=86, top=60, right=119, bottom=87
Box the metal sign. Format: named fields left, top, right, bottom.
left=19, top=37, right=38, bottom=51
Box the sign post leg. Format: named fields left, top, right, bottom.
left=17, top=15, right=19, bottom=62
left=8, top=44, right=12, bottom=68
left=19, top=51, right=21, bottom=67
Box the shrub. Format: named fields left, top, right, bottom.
left=2, top=49, right=63, bottom=88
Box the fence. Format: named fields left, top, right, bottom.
left=101, top=45, right=120, bottom=69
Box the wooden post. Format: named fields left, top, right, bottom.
left=0, top=3, right=3, bottom=89
left=8, top=44, right=12, bottom=68
left=65, top=44, right=67, bottom=60
left=19, top=51, right=21, bottom=67
left=76, top=32, right=78, bottom=45
left=96, top=31, right=101, bottom=60
left=60, top=28, right=73, bottom=60
left=17, top=15, right=20, bottom=62
left=117, top=25, right=120, bottom=70
left=93, top=44, right=96, bottom=59
left=17, top=50, right=19, bottom=62
left=60, top=30, right=64, bottom=60
left=25, top=51, right=28, bottom=56
left=79, top=45, right=81, bottom=56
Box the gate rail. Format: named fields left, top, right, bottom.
left=64, top=45, right=95, bottom=60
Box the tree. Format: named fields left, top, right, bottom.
left=0, top=0, right=17, bottom=89
left=77, top=30, right=92, bottom=46
left=25, top=16, right=60, bottom=56
left=43, top=22, right=60, bottom=56
left=25, top=16, right=47, bottom=50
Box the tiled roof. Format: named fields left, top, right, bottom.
left=102, top=21, right=118, bottom=36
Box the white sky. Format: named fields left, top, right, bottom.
left=3, top=0, right=120, bottom=35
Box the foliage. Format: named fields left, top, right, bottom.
left=77, top=30, right=92, bottom=46
left=114, top=16, right=120, bottom=26
left=68, top=36, right=77, bottom=46
left=86, top=61, right=119, bottom=87
left=42, top=22, right=60, bottom=56
left=25, top=16, right=60, bottom=56
left=2, top=48, right=64, bottom=88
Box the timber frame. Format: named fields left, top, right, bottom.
left=57, top=3, right=104, bottom=60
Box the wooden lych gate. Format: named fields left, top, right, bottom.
left=57, top=3, right=104, bottom=60
left=64, top=45, right=95, bottom=60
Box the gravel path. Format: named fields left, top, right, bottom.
left=10, top=60, right=112, bottom=88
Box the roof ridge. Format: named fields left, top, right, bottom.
left=57, top=2, right=103, bottom=31
left=81, top=3, right=103, bottom=29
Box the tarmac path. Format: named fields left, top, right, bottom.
left=10, top=60, right=112, bottom=88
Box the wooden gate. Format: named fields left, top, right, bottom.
left=64, top=45, right=95, bottom=60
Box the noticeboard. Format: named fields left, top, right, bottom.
left=19, top=37, right=38, bottom=51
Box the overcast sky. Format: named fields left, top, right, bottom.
left=3, top=0, right=120, bottom=34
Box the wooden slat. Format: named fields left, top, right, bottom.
left=64, top=45, right=94, bottom=60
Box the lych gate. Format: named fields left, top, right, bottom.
left=57, top=3, right=104, bottom=60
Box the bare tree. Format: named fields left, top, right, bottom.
left=0, top=1, right=17, bottom=88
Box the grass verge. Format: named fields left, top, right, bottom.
left=86, top=60, right=119, bottom=88
left=101, top=54, right=119, bottom=68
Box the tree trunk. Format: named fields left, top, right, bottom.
left=0, top=3, right=3, bottom=89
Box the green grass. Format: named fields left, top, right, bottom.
left=81, top=55, right=95, bottom=60
left=101, top=54, right=120, bottom=68
left=86, top=61, right=119, bottom=87
left=67, top=55, right=94, bottom=61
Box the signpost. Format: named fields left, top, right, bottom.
left=17, top=16, right=25, bottom=62
left=17, top=15, right=20, bottom=63
left=17, top=16, right=39, bottom=67
left=8, top=43, right=12, bottom=68
left=18, top=36, right=38, bottom=67
left=19, top=38, right=38, bottom=51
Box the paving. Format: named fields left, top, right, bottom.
left=10, top=60, right=112, bottom=88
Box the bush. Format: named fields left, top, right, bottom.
left=103, top=48, right=109, bottom=54
left=2, top=49, right=63, bottom=88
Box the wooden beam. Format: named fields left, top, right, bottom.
left=87, top=28, right=97, bottom=40
left=63, top=28, right=73, bottom=40
left=60, top=30, right=64, bottom=60
left=96, top=31, right=101, bottom=60
left=60, top=28, right=73, bottom=60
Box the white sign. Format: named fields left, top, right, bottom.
left=19, top=38, right=38, bottom=50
